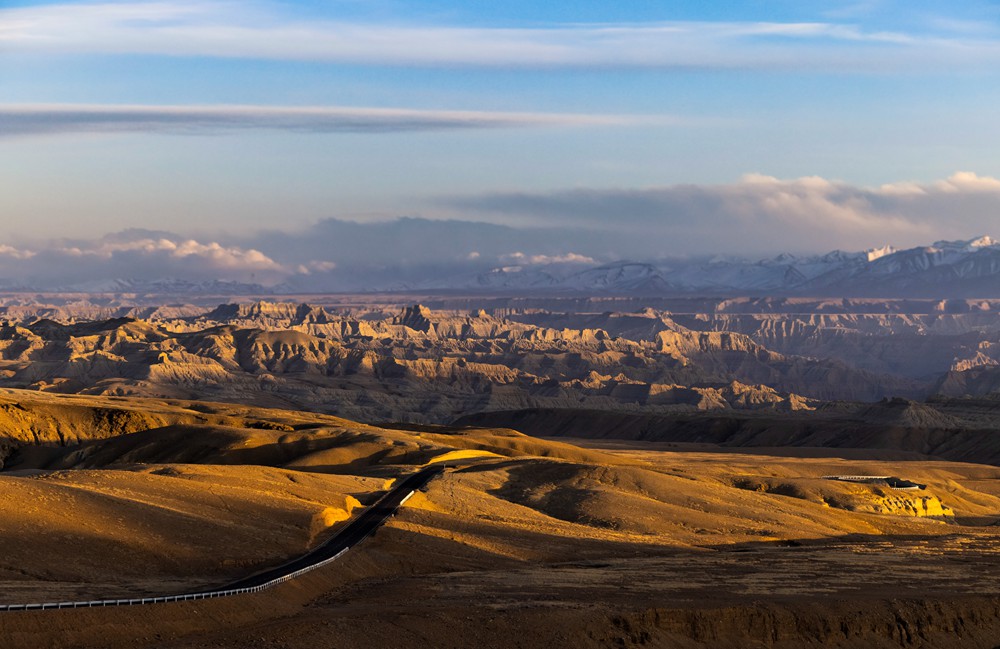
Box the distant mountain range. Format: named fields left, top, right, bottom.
left=430, top=236, right=1000, bottom=297
left=14, top=278, right=271, bottom=296
left=5, top=236, right=1000, bottom=297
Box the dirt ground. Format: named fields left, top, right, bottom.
left=4, top=434, right=1000, bottom=648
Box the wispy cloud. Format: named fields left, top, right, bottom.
left=3, top=1, right=998, bottom=71
left=0, top=104, right=638, bottom=138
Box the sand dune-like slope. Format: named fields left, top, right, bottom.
left=1, top=390, right=1000, bottom=648
left=133, top=445, right=1000, bottom=649
left=0, top=388, right=369, bottom=465
left=2, top=389, right=997, bottom=565
left=0, top=390, right=638, bottom=604
left=0, top=465, right=376, bottom=602
left=394, top=451, right=1000, bottom=558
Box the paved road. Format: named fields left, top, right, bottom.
left=0, top=464, right=444, bottom=611
left=222, top=464, right=444, bottom=590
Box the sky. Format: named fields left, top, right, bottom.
left=3, top=0, right=1000, bottom=289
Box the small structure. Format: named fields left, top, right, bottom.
left=823, top=475, right=926, bottom=491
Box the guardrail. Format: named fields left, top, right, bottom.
left=0, top=544, right=351, bottom=612
left=0, top=483, right=424, bottom=613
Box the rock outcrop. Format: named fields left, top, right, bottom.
left=0, top=303, right=857, bottom=423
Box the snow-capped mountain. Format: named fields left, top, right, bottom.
left=564, top=263, right=675, bottom=293
left=437, top=236, right=1000, bottom=297
left=5, top=236, right=1000, bottom=297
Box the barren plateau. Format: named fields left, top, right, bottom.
left=2, top=297, right=1000, bottom=647
left=0, top=389, right=996, bottom=647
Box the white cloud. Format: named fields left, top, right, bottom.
left=295, top=260, right=337, bottom=275
left=0, top=104, right=636, bottom=139
left=500, top=251, right=596, bottom=265
left=51, top=236, right=283, bottom=271
left=0, top=234, right=288, bottom=286
left=876, top=181, right=926, bottom=196
left=932, top=171, right=1000, bottom=193
left=2, top=1, right=998, bottom=71
left=0, top=245, right=36, bottom=260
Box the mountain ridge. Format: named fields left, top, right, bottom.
left=303, top=235, right=1000, bottom=296
left=447, top=236, right=1000, bottom=297
left=5, top=236, right=1000, bottom=297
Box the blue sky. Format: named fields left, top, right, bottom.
left=2, top=0, right=1000, bottom=286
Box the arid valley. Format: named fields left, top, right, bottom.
left=0, top=294, right=998, bottom=647
left=8, top=1, right=1000, bottom=644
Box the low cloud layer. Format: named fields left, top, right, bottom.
left=4, top=1, right=998, bottom=72
left=441, top=172, right=1000, bottom=255
left=0, top=234, right=287, bottom=288
left=0, top=104, right=631, bottom=138
left=2, top=173, right=1000, bottom=291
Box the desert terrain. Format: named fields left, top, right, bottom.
left=0, top=299, right=999, bottom=646
left=0, top=384, right=998, bottom=647
left=11, top=0, right=1000, bottom=642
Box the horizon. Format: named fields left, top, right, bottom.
left=0, top=225, right=998, bottom=294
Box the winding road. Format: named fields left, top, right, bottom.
left=0, top=464, right=444, bottom=611
left=223, top=464, right=443, bottom=590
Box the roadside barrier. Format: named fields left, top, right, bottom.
left=0, top=546, right=351, bottom=612
left=0, top=478, right=431, bottom=613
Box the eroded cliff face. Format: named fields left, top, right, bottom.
left=13, top=298, right=1000, bottom=423
left=500, top=299, right=1000, bottom=386
left=731, top=476, right=954, bottom=518
left=0, top=303, right=880, bottom=423
left=10, top=296, right=1000, bottom=393
left=673, top=313, right=1000, bottom=380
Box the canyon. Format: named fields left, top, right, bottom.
left=4, top=298, right=1000, bottom=425
left=3, top=295, right=1000, bottom=647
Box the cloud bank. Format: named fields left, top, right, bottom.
left=440, top=172, right=1000, bottom=255
left=0, top=104, right=632, bottom=138
left=4, top=1, right=999, bottom=72
left=1, top=173, right=1000, bottom=291
left=0, top=234, right=287, bottom=288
